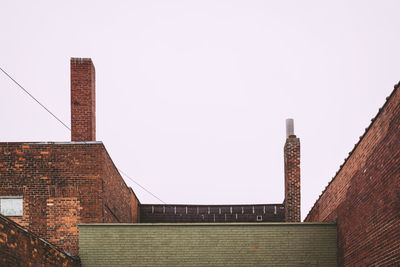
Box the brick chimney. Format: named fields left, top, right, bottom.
left=284, top=118, right=301, bottom=222
left=70, top=58, right=96, bottom=141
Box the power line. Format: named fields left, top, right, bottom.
left=118, top=168, right=166, bottom=204
left=0, top=65, right=166, bottom=204
left=0, top=67, right=71, bottom=131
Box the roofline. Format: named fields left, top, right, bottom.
left=140, top=203, right=284, bottom=207
left=79, top=222, right=336, bottom=227
left=0, top=141, right=103, bottom=145
left=305, top=80, right=400, bottom=220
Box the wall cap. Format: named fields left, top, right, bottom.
left=79, top=222, right=336, bottom=227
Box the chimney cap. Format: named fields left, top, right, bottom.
left=70, top=58, right=93, bottom=65
left=286, top=118, right=295, bottom=138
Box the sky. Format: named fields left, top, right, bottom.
left=1, top=0, right=399, bottom=220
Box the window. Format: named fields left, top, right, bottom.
left=0, top=196, right=23, bottom=216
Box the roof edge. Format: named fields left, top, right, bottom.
left=140, top=203, right=284, bottom=207
left=305, top=80, right=400, bottom=220
left=0, top=141, right=103, bottom=145
left=79, top=222, right=336, bottom=227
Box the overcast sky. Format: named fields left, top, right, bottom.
left=1, top=1, right=399, bottom=220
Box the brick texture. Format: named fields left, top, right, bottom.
left=284, top=136, right=301, bottom=222
left=71, top=58, right=96, bottom=142
left=130, top=189, right=140, bottom=223
left=79, top=223, right=337, bottom=266
left=0, top=214, right=79, bottom=267
left=140, top=204, right=285, bottom=223
left=46, top=198, right=81, bottom=256
left=102, top=148, right=140, bottom=223
left=0, top=142, right=139, bottom=256
left=305, top=83, right=400, bottom=266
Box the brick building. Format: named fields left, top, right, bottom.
left=0, top=59, right=142, bottom=257
left=0, top=58, right=301, bottom=261
left=3, top=57, right=398, bottom=266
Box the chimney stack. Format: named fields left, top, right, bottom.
left=70, top=58, right=96, bottom=142
left=284, top=118, right=301, bottom=222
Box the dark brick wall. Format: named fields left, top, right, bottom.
left=0, top=142, right=138, bottom=256
left=140, top=204, right=285, bottom=223
left=71, top=58, right=96, bottom=142
left=305, top=83, right=400, bottom=266
left=284, top=136, right=301, bottom=222
left=0, top=214, right=80, bottom=267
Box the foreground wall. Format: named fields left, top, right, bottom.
left=79, top=223, right=337, bottom=266
left=305, top=83, right=400, bottom=266
left=0, top=214, right=80, bottom=267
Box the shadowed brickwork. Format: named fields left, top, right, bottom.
left=305, top=82, right=400, bottom=266
left=140, top=204, right=285, bottom=223
left=0, top=142, right=139, bottom=256
left=0, top=214, right=80, bottom=267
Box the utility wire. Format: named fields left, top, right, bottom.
left=118, top=168, right=166, bottom=204
left=0, top=67, right=71, bottom=131
left=0, top=65, right=166, bottom=204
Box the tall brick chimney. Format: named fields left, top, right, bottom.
left=70, top=58, right=96, bottom=141
left=284, top=118, right=301, bottom=222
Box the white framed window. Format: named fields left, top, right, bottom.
left=0, top=196, right=23, bottom=216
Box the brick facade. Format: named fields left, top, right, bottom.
left=284, top=135, right=301, bottom=222
left=0, top=214, right=79, bottom=267
left=0, top=142, right=139, bottom=256
left=305, top=83, right=400, bottom=266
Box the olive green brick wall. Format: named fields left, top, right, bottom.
left=79, top=223, right=337, bottom=266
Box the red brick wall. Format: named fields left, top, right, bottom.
left=46, top=198, right=81, bottom=256
left=305, top=83, right=400, bottom=266
left=284, top=136, right=301, bottom=222
left=102, top=148, right=140, bottom=223
left=0, top=214, right=80, bottom=267
left=71, top=58, right=96, bottom=142
left=0, top=142, right=138, bottom=256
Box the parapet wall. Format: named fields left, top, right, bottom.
left=140, top=204, right=285, bottom=223
left=305, top=83, right=400, bottom=266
